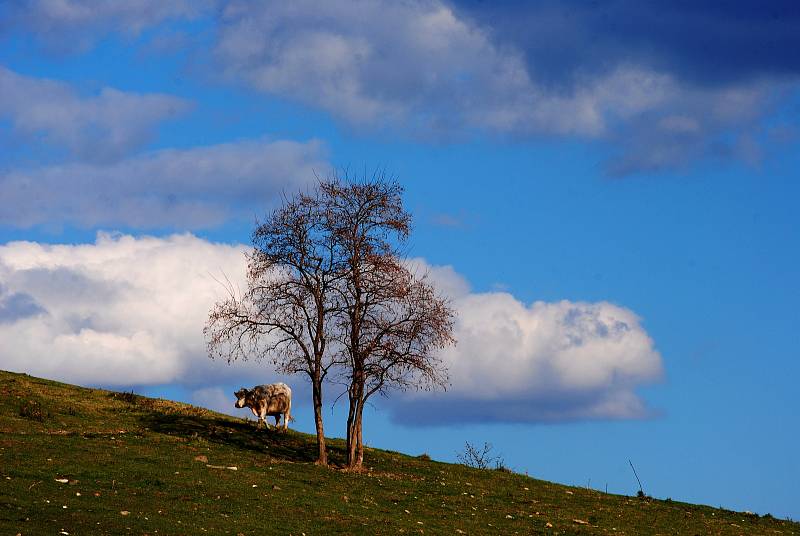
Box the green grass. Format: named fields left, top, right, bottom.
left=0, top=370, right=796, bottom=535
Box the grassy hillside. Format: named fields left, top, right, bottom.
left=0, top=371, right=796, bottom=536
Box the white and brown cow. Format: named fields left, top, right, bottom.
left=234, top=383, right=292, bottom=430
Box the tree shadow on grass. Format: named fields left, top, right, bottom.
left=138, top=411, right=348, bottom=466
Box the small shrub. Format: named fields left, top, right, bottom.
left=457, top=441, right=504, bottom=470
left=112, top=390, right=139, bottom=404
left=109, top=390, right=159, bottom=409
left=19, top=400, right=46, bottom=422
left=416, top=453, right=431, bottom=461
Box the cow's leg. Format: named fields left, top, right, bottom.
left=284, top=399, right=291, bottom=431
left=260, top=407, right=269, bottom=430
left=250, top=407, right=262, bottom=429
left=274, top=415, right=280, bottom=427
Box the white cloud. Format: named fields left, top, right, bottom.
left=603, top=78, right=786, bottom=175
left=405, top=258, right=471, bottom=302
left=0, top=237, right=662, bottom=423
left=0, top=66, right=190, bottom=163
left=0, top=233, right=263, bottom=386
left=391, top=259, right=663, bottom=424
left=5, top=1, right=786, bottom=173
left=425, top=297, right=662, bottom=422
left=0, top=138, right=329, bottom=228
left=215, top=0, right=606, bottom=135
left=4, top=0, right=215, bottom=52
left=213, top=0, right=790, bottom=173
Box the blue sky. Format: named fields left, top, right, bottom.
left=0, top=0, right=798, bottom=520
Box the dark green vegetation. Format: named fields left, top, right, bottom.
left=1, top=371, right=796, bottom=535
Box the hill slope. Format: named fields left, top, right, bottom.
left=0, top=370, right=796, bottom=535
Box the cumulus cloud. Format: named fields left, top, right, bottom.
left=212, top=0, right=797, bottom=173
left=0, top=66, right=189, bottom=163
left=0, top=138, right=329, bottom=228
left=386, top=260, right=663, bottom=425
left=391, top=298, right=662, bottom=424
left=0, top=239, right=662, bottom=424
left=0, top=233, right=268, bottom=386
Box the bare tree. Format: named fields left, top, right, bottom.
left=322, top=176, right=456, bottom=469
left=204, top=189, right=342, bottom=466
left=206, top=174, right=455, bottom=470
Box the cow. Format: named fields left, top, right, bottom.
left=234, top=383, right=292, bottom=430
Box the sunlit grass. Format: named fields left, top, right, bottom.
left=1, top=370, right=796, bottom=535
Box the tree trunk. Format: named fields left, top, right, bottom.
left=346, top=372, right=366, bottom=469
left=346, top=407, right=366, bottom=469
left=346, top=390, right=366, bottom=469
left=312, top=381, right=327, bottom=466
left=355, top=405, right=364, bottom=467
left=346, top=394, right=359, bottom=467
left=346, top=361, right=365, bottom=468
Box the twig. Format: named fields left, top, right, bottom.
left=628, top=459, right=644, bottom=495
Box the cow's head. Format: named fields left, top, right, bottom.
left=234, top=388, right=249, bottom=408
